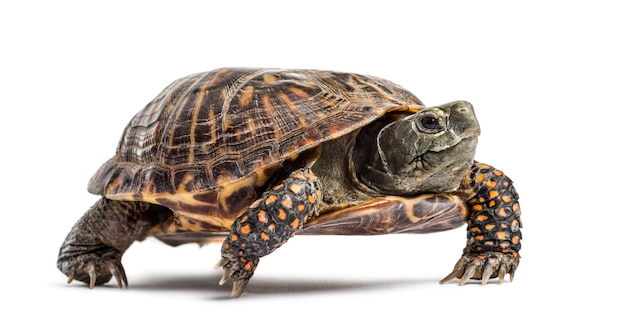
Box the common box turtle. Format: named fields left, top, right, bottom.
left=58, top=68, right=522, bottom=297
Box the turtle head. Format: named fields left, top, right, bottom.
left=352, top=100, right=480, bottom=195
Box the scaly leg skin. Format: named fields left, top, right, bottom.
left=440, top=162, right=522, bottom=286
left=217, top=168, right=321, bottom=298
left=57, top=198, right=171, bottom=288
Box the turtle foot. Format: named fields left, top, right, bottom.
left=58, top=248, right=128, bottom=289
left=215, top=257, right=255, bottom=298
left=439, top=252, right=519, bottom=286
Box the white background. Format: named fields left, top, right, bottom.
left=1, top=1, right=624, bottom=325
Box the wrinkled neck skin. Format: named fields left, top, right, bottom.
left=351, top=102, right=480, bottom=196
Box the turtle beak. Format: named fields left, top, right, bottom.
left=448, top=101, right=481, bottom=139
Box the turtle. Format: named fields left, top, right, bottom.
left=58, top=68, right=522, bottom=298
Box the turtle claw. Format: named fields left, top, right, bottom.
left=215, top=259, right=229, bottom=285
left=66, top=268, right=75, bottom=284
left=497, top=265, right=507, bottom=284
left=458, top=263, right=477, bottom=286
left=440, top=252, right=519, bottom=286
left=107, top=260, right=128, bottom=288
left=231, top=279, right=249, bottom=298
left=87, top=262, right=97, bottom=288
left=215, top=258, right=255, bottom=298
left=58, top=249, right=127, bottom=288
left=481, top=263, right=494, bottom=286
left=218, top=270, right=229, bottom=286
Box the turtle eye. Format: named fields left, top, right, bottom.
left=417, top=114, right=444, bottom=133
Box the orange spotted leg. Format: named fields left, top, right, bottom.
left=216, top=168, right=321, bottom=298
left=440, top=162, right=522, bottom=286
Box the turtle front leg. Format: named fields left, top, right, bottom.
left=217, top=168, right=321, bottom=298
left=440, top=162, right=522, bottom=285
left=57, top=198, right=171, bottom=288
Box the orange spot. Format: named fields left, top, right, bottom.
left=248, top=119, right=258, bottom=138
left=297, top=204, right=305, bottom=212
left=502, top=195, right=512, bottom=203
left=289, top=86, right=309, bottom=98
left=511, top=220, right=518, bottom=229
left=302, top=137, right=316, bottom=145
left=478, top=163, right=490, bottom=169
left=262, top=94, right=275, bottom=115
left=289, top=183, right=303, bottom=194
left=473, top=204, right=483, bottom=211
left=265, top=195, right=278, bottom=204
left=486, top=180, right=497, bottom=188
left=239, top=85, right=254, bottom=107
left=496, top=231, right=507, bottom=240
left=223, top=243, right=230, bottom=250
left=250, top=199, right=262, bottom=208
left=278, top=209, right=287, bottom=220
left=231, top=234, right=238, bottom=241
left=489, top=190, right=499, bottom=199
left=263, top=73, right=278, bottom=84
left=470, top=227, right=481, bottom=233
left=290, top=218, right=300, bottom=229
left=476, top=214, right=489, bottom=222
left=475, top=235, right=485, bottom=241
left=240, top=215, right=248, bottom=222
left=258, top=211, right=268, bottom=223
left=240, top=224, right=251, bottom=235
left=489, top=200, right=496, bottom=208
left=282, top=196, right=293, bottom=208
left=501, top=249, right=511, bottom=253
left=485, top=224, right=495, bottom=231
left=513, top=252, right=519, bottom=258
left=498, top=208, right=508, bottom=217
left=268, top=223, right=275, bottom=231
left=279, top=91, right=300, bottom=114
left=512, top=235, right=520, bottom=244
left=513, top=203, right=521, bottom=213
left=273, top=184, right=284, bottom=191
left=308, top=194, right=316, bottom=204
left=328, top=126, right=340, bottom=135
left=240, top=258, right=247, bottom=263
left=244, top=262, right=253, bottom=271
left=484, top=241, right=494, bottom=246
left=105, top=176, right=124, bottom=194
left=493, top=169, right=503, bottom=177
left=476, top=174, right=486, bottom=183
left=260, top=232, right=270, bottom=241
left=293, top=173, right=305, bottom=179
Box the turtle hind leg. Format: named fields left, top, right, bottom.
left=217, top=168, right=321, bottom=298
left=57, top=198, right=171, bottom=288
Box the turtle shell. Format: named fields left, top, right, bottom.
left=88, top=68, right=423, bottom=229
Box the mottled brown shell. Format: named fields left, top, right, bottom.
left=88, top=68, right=423, bottom=226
